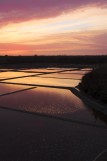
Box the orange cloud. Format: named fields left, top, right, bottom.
left=0, top=2, right=107, bottom=55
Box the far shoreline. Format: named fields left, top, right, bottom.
left=0, top=55, right=107, bottom=69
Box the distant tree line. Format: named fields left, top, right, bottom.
left=0, top=55, right=107, bottom=66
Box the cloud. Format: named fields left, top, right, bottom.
left=0, top=0, right=107, bottom=27
left=0, top=30, right=107, bottom=55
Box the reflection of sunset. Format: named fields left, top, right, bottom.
left=0, top=67, right=106, bottom=126
left=0, top=1, right=107, bottom=55
left=0, top=71, right=32, bottom=79
left=3, top=76, right=80, bottom=87
left=0, top=83, right=29, bottom=95
left=0, top=86, right=85, bottom=114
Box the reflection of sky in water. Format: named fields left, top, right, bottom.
left=3, top=76, right=80, bottom=87
left=0, top=87, right=106, bottom=126
left=39, top=73, right=82, bottom=79
left=19, top=68, right=61, bottom=73
left=0, top=87, right=80, bottom=114
left=0, top=71, right=33, bottom=79
left=60, top=70, right=90, bottom=75
left=81, top=68, right=92, bottom=71
left=0, top=83, right=31, bottom=95
left=18, top=68, right=78, bottom=74
left=0, top=68, right=90, bottom=87
left=47, top=68, right=77, bottom=70
left=0, top=67, right=106, bottom=126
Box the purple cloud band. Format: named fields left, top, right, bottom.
left=0, top=0, right=107, bottom=26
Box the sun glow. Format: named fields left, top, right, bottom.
left=0, top=6, right=107, bottom=55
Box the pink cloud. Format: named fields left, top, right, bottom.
left=0, top=31, right=107, bottom=55
left=0, top=0, right=107, bottom=27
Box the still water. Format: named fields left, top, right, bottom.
left=0, top=71, right=32, bottom=79
left=0, top=68, right=106, bottom=126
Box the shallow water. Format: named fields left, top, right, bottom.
left=0, top=71, right=34, bottom=79
left=38, top=73, right=82, bottom=79
left=3, top=76, right=80, bottom=87
left=61, top=70, right=90, bottom=75
left=0, top=67, right=106, bottom=126
left=0, top=85, right=106, bottom=126
left=0, top=67, right=107, bottom=161
left=18, top=68, right=62, bottom=73
left=0, top=83, right=32, bottom=95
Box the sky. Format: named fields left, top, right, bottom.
left=0, top=0, right=107, bottom=56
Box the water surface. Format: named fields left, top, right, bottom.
left=0, top=83, right=32, bottom=95
left=0, top=86, right=106, bottom=126
left=3, top=77, right=80, bottom=87
left=0, top=71, right=34, bottom=79
left=0, top=67, right=106, bottom=126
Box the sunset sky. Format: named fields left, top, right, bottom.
left=0, top=0, right=107, bottom=55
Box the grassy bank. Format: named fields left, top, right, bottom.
left=79, top=65, right=107, bottom=104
